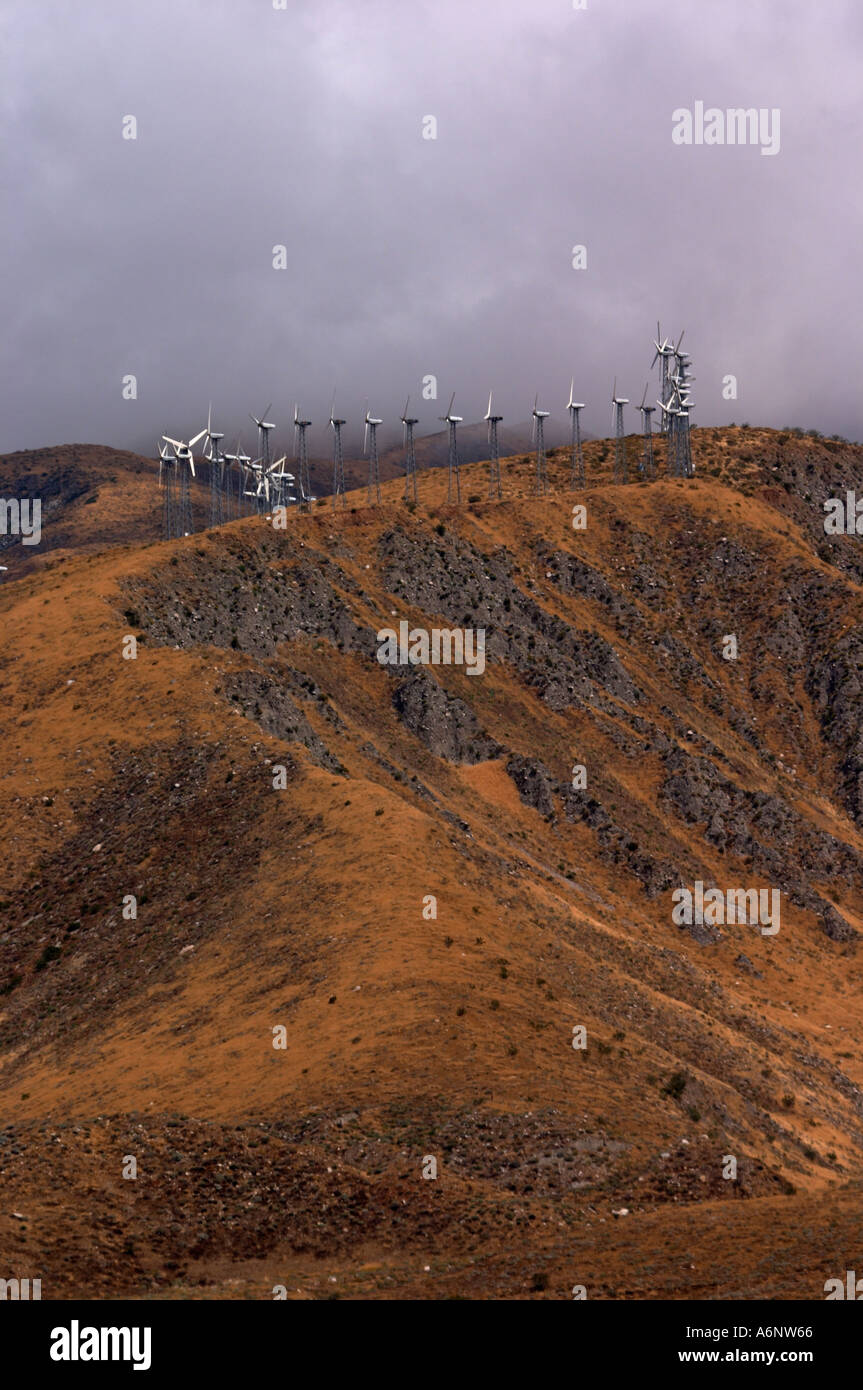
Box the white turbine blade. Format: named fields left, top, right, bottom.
left=363, top=419, right=369, bottom=454
left=641, top=383, right=648, bottom=409
left=447, top=392, right=455, bottom=417
left=403, top=395, right=410, bottom=420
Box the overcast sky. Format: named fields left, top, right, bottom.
left=3, top=0, right=862, bottom=458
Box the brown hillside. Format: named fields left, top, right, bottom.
left=1, top=426, right=863, bottom=1300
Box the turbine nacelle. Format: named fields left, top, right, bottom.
left=162, top=435, right=197, bottom=475
left=363, top=406, right=383, bottom=453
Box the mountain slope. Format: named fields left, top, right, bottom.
left=1, top=426, right=862, bottom=1299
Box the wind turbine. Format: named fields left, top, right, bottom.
left=401, top=396, right=419, bottom=504
left=161, top=430, right=203, bottom=535
left=661, top=330, right=694, bottom=478
left=329, top=394, right=347, bottom=509
left=651, top=322, right=675, bottom=431
left=363, top=403, right=383, bottom=506
left=531, top=394, right=550, bottom=496
left=161, top=432, right=201, bottom=469
left=484, top=391, right=503, bottom=500
left=293, top=405, right=313, bottom=504
left=566, top=379, right=586, bottom=490
left=637, top=384, right=656, bottom=480
left=201, top=404, right=226, bottom=527
left=651, top=321, right=673, bottom=368
left=268, top=456, right=296, bottom=510
left=249, top=405, right=275, bottom=474
left=200, top=403, right=224, bottom=460
left=611, top=380, right=629, bottom=485
left=439, top=393, right=462, bottom=504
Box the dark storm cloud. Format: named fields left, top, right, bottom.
left=3, top=0, right=862, bottom=458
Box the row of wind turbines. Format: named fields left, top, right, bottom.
left=158, top=404, right=314, bottom=540
left=156, top=324, right=693, bottom=537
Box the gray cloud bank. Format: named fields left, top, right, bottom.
left=3, top=0, right=862, bottom=459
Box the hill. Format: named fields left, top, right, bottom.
left=1, top=425, right=863, bottom=1299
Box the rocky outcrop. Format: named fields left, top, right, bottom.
left=392, top=670, right=502, bottom=765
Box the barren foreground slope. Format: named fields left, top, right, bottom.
left=1, top=427, right=862, bottom=1299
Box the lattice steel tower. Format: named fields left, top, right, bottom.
left=401, top=397, right=419, bottom=503
left=484, top=391, right=503, bottom=499
left=199, top=407, right=225, bottom=527
left=662, top=405, right=678, bottom=475
left=293, top=406, right=312, bottom=504
left=638, top=386, right=656, bottom=480
left=250, top=405, right=275, bottom=477
left=440, top=393, right=462, bottom=504
left=531, top=395, right=550, bottom=496
left=329, top=397, right=347, bottom=509
left=364, top=405, right=382, bottom=505
left=177, top=455, right=194, bottom=535
left=208, top=451, right=224, bottom=527
left=612, top=380, right=629, bottom=484
left=235, top=443, right=252, bottom=517
left=673, top=349, right=695, bottom=478
left=159, top=442, right=177, bottom=540
left=651, top=324, right=675, bottom=435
